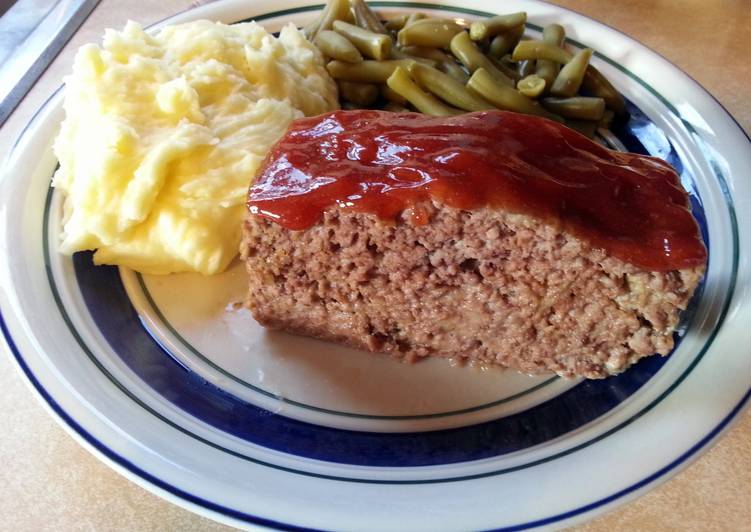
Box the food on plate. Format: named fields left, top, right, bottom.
left=331, top=20, right=392, bottom=60
left=53, top=20, right=338, bottom=275
left=242, top=110, right=706, bottom=379
left=386, top=66, right=460, bottom=116
left=308, top=0, right=625, bottom=135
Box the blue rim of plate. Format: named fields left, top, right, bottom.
left=1, top=1, right=748, bottom=530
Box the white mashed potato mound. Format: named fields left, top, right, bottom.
left=53, top=20, right=338, bottom=275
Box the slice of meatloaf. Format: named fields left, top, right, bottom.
left=242, top=200, right=703, bottom=379
left=241, top=110, right=706, bottom=379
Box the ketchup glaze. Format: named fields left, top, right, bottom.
left=248, top=110, right=706, bottom=271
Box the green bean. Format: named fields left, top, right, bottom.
left=411, top=63, right=493, bottom=111
left=438, top=59, right=470, bottom=83
left=397, top=19, right=464, bottom=48
left=469, top=12, right=527, bottom=41
left=333, top=20, right=392, bottom=60
left=305, top=0, right=352, bottom=40
left=303, top=20, right=320, bottom=39
left=492, top=56, right=521, bottom=81
left=581, top=65, right=625, bottom=114
left=542, top=22, right=565, bottom=43
left=338, top=81, right=379, bottom=106
left=399, top=45, right=448, bottom=61
left=309, top=0, right=625, bottom=128
left=400, top=46, right=470, bottom=82
left=517, top=74, right=546, bottom=98
left=535, top=24, right=565, bottom=88
left=389, top=48, right=438, bottom=67
left=518, top=59, right=535, bottom=78
left=512, top=39, right=572, bottom=63
left=516, top=35, right=625, bottom=113
left=541, top=96, right=605, bottom=120
left=386, top=66, right=461, bottom=116
left=384, top=101, right=410, bottom=113
left=488, top=25, right=524, bottom=58
left=404, top=12, right=427, bottom=27
left=565, top=119, right=598, bottom=138
left=327, top=59, right=417, bottom=82
left=550, top=48, right=592, bottom=97
left=350, top=0, right=387, bottom=34
left=381, top=84, right=408, bottom=105
left=467, top=68, right=563, bottom=121
left=450, top=31, right=514, bottom=86
left=385, top=14, right=408, bottom=31
left=314, top=30, right=363, bottom=63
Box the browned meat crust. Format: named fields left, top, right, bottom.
left=241, top=201, right=703, bottom=378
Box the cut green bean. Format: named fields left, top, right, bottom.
left=550, top=48, right=592, bottom=97
left=517, top=59, right=535, bottom=78
left=389, top=48, right=438, bottom=67
left=582, top=65, right=625, bottom=114
left=303, top=3, right=328, bottom=39
left=386, top=66, right=461, bottom=116
left=381, top=84, right=408, bottom=104
left=535, top=24, right=565, bottom=90
left=517, top=74, right=546, bottom=98
left=350, top=0, right=387, bottom=34
left=399, top=45, right=449, bottom=61
left=469, top=12, right=527, bottom=41
left=542, top=22, right=565, bottom=43
left=327, top=59, right=417, bottom=82
left=399, top=46, right=470, bottom=82
left=565, top=119, right=598, bottom=138
left=492, top=56, right=521, bottom=81
left=305, top=0, right=352, bottom=40
left=385, top=14, right=408, bottom=31
left=411, top=63, right=493, bottom=111
left=338, top=81, right=379, bottom=106
left=512, top=39, right=572, bottom=63
left=404, top=12, right=427, bottom=27
left=333, top=20, right=392, bottom=60
left=541, top=96, right=605, bottom=120
left=488, top=25, right=524, bottom=58
left=399, top=46, right=456, bottom=68
left=314, top=30, right=363, bottom=63
left=309, top=0, right=625, bottom=128
left=438, top=59, right=470, bottom=83
left=397, top=19, right=464, bottom=48
left=450, top=31, right=514, bottom=86
left=467, top=68, right=563, bottom=121
left=303, top=20, right=320, bottom=39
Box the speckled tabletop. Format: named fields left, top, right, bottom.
left=1, top=1, right=749, bottom=530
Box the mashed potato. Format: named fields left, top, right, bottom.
left=53, top=20, right=338, bottom=275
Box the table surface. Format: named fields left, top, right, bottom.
left=1, top=0, right=749, bottom=530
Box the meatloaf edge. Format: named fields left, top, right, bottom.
left=241, top=200, right=704, bottom=379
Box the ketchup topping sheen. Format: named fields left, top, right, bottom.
left=248, top=110, right=706, bottom=271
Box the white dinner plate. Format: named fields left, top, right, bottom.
left=1, top=0, right=750, bottom=530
